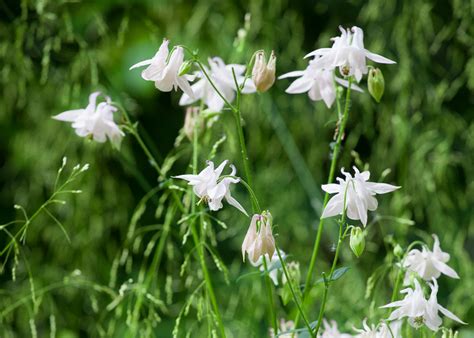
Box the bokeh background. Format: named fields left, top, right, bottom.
left=1, top=0, right=473, bottom=337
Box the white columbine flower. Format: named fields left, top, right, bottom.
left=130, top=39, right=194, bottom=98
left=353, top=319, right=402, bottom=338
left=242, top=212, right=276, bottom=264
left=251, top=250, right=285, bottom=286
left=321, top=166, right=400, bottom=226
left=319, top=319, right=353, bottom=338
left=381, top=279, right=466, bottom=331
left=174, top=160, right=247, bottom=215
left=53, top=91, right=124, bottom=148
left=179, top=57, right=255, bottom=112
left=279, top=59, right=362, bottom=108
left=306, top=26, right=396, bottom=82
left=404, top=234, right=459, bottom=283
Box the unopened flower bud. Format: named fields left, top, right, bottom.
left=393, top=244, right=404, bottom=258
left=368, top=68, right=385, bottom=102
left=252, top=50, right=276, bottom=92
left=242, top=211, right=275, bottom=264
left=178, top=59, right=194, bottom=76
left=350, top=227, right=365, bottom=258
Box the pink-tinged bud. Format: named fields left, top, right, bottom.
left=183, top=107, right=203, bottom=141
left=252, top=50, right=276, bottom=92
left=242, top=211, right=275, bottom=264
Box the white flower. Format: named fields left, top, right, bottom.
left=242, top=212, right=275, bottom=264
left=270, top=319, right=296, bottom=338
left=403, top=234, right=459, bottom=283
left=174, top=160, right=247, bottom=215
left=179, top=57, right=255, bottom=112
left=380, top=279, right=466, bottom=331
left=53, top=91, right=124, bottom=148
left=130, top=39, right=194, bottom=98
left=318, top=319, right=353, bottom=338
left=353, top=319, right=401, bottom=338
left=321, top=167, right=400, bottom=226
left=306, top=26, right=396, bottom=82
left=279, top=59, right=362, bottom=108
left=251, top=250, right=285, bottom=285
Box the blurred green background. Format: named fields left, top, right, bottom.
left=1, top=0, right=473, bottom=337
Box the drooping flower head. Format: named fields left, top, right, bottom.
left=53, top=91, right=124, bottom=149
left=179, top=56, right=255, bottom=112
left=242, top=211, right=275, bottom=264
left=252, top=50, right=276, bottom=92
left=305, top=26, right=396, bottom=82
left=380, top=279, right=466, bottom=331
left=130, top=39, right=195, bottom=98
left=321, top=166, right=400, bottom=226
left=353, top=319, right=402, bottom=338
left=174, top=160, right=247, bottom=215
left=279, top=58, right=362, bottom=108
left=318, top=319, right=353, bottom=338
left=404, top=234, right=459, bottom=283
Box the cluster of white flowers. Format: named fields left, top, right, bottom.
left=53, top=91, right=124, bottom=148
left=280, top=26, right=395, bottom=107
left=174, top=160, right=247, bottom=215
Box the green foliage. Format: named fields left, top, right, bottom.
left=0, top=0, right=473, bottom=337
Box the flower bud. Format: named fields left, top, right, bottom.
left=368, top=68, right=385, bottom=102
left=393, top=244, right=404, bottom=259
left=252, top=50, right=276, bottom=92
left=350, top=227, right=365, bottom=258
left=178, top=59, right=194, bottom=76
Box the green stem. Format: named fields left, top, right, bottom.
left=262, top=258, right=278, bottom=334
left=189, top=110, right=227, bottom=338
left=294, top=79, right=353, bottom=328
left=276, top=247, right=315, bottom=338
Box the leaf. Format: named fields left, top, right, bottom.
left=316, top=267, right=350, bottom=284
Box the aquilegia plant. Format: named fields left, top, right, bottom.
left=40, top=23, right=468, bottom=337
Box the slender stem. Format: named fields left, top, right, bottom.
left=390, top=264, right=403, bottom=303
left=189, top=109, right=226, bottom=338
left=276, top=247, right=315, bottom=338
left=262, top=258, right=278, bottom=334
left=294, top=80, right=353, bottom=327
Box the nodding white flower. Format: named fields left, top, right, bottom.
left=251, top=250, right=285, bottom=285
left=179, top=57, right=255, bottom=112
left=252, top=50, right=276, bottom=92
left=321, top=166, right=400, bottom=226
left=319, top=319, right=353, bottom=338
left=242, top=212, right=276, bottom=264
left=353, top=319, right=402, bottom=338
left=130, top=39, right=195, bottom=98
left=306, top=26, right=396, bottom=82
left=174, top=160, right=247, bottom=215
left=381, top=279, right=466, bottom=332
left=279, top=59, right=362, bottom=108
left=53, top=91, right=124, bottom=148
left=404, top=234, right=459, bottom=283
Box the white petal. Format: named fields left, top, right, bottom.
left=285, top=77, right=314, bottom=94
left=438, top=304, right=467, bottom=324
left=431, top=260, right=459, bottom=279
left=225, top=192, right=248, bottom=216
left=364, top=50, right=396, bottom=64
left=365, top=182, right=401, bottom=194
left=129, top=58, right=153, bottom=70
left=278, top=70, right=305, bottom=79
left=321, top=183, right=340, bottom=194
left=321, top=194, right=344, bottom=219
left=52, top=109, right=84, bottom=122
